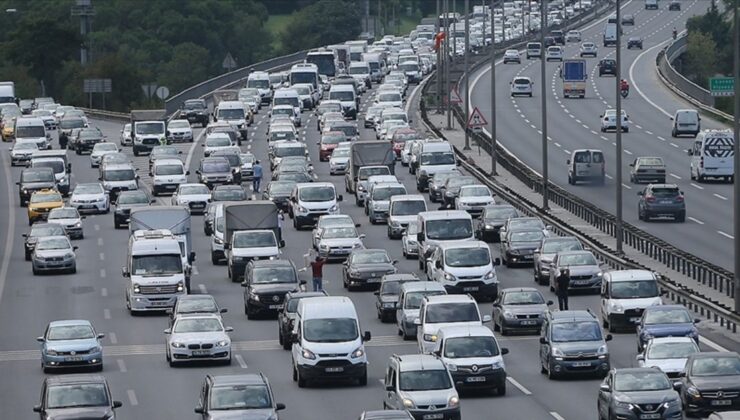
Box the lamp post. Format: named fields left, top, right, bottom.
left=615, top=0, right=624, bottom=254
left=733, top=0, right=739, bottom=313
left=464, top=0, right=471, bottom=150
left=490, top=0, right=498, bottom=175
left=540, top=0, right=549, bottom=210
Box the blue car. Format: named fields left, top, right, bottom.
left=37, top=320, right=104, bottom=372
left=636, top=305, right=700, bottom=352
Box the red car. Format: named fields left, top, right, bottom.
left=318, top=131, right=346, bottom=161
left=390, top=128, right=420, bottom=158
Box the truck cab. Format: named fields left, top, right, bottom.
left=225, top=230, right=283, bottom=282
left=30, top=150, right=71, bottom=196
left=416, top=210, right=475, bottom=271
left=123, top=229, right=188, bottom=314
left=213, top=100, right=250, bottom=141
left=131, top=110, right=167, bottom=156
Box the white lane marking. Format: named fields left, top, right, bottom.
left=550, top=413, right=566, bottom=420
left=100, top=287, right=108, bottom=297
left=575, top=119, right=582, bottom=124
left=690, top=183, right=704, bottom=190
left=605, top=174, right=614, bottom=179
left=109, top=332, right=118, bottom=344
left=629, top=40, right=673, bottom=117
left=713, top=193, right=728, bottom=201
left=718, top=231, right=734, bottom=239
left=590, top=130, right=598, bottom=135
left=688, top=217, right=705, bottom=225
left=506, top=376, right=532, bottom=395
left=0, top=154, right=15, bottom=304
left=670, top=142, right=679, bottom=148
left=669, top=173, right=681, bottom=179
left=701, top=336, right=731, bottom=352
left=657, top=136, right=666, bottom=141
left=192, top=265, right=199, bottom=276
left=117, top=359, right=127, bottom=373
left=198, top=284, right=208, bottom=294
left=554, top=142, right=561, bottom=148
left=235, top=354, right=248, bottom=369
left=563, top=149, right=571, bottom=154
left=581, top=124, right=589, bottom=129
left=624, top=149, right=633, bottom=155
left=127, top=390, right=139, bottom=406
left=103, top=309, right=111, bottom=320
left=622, top=183, right=632, bottom=189
left=645, top=130, right=653, bottom=135
left=100, top=268, right=107, bottom=278
left=97, top=237, right=104, bottom=246
left=184, top=129, right=207, bottom=169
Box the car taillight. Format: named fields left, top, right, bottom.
left=675, top=196, right=684, bottom=202
left=646, top=196, right=656, bottom=203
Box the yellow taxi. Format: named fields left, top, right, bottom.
left=28, top=189, right=64, bottom=225
left=1, top=117, right=16, bottom=141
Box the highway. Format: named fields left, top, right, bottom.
left=469, top=0, right=735, bottom=270
left=0, top=69, right=736, bottom=419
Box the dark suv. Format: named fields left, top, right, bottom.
left=679, top=352, right=740, bottom=416
left=195, top=373, right=286, bottom=419
left=539, top=310, right=612, bottom=379
left=277, top=290, right=327, bottom=349
left=551, top=30, right=565, bottom=45
left=598, top=368, right=682, bottom=420
left=17, top=167, right=56, bottom=206
left=34, top=375, right=123, bottom=418
left=598, top=59, right=617, bottom=76
left=627, top=37, right=643, bottom=49
left=181, top=99, right=209, bottom=127
left=241, top=259, right=304, bottom=319
left=71, top=127, right=104, bottom=155
left=637, top=184, right=685, bottom=222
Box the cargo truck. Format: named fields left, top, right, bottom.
left=562, top=59, right=587, bottom=98
left=223, top=201, right=284, bottom=282
left=131, top=109, right=167, bottom=156
left=345, top=140, right=396, bottom=193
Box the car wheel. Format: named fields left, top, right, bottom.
left=497, top=382, right=506, bottom=396
left=676, top=212, right=685, bottom=223
left=607, top=316, right=616, bottom=333
left=297, top=368, right=307, bottom=388
left=282, top=336, right=291, bottom=351
left=547, top=363, right=558, bottom=380
left=358, top=370, right=368, bottom=386
left=25, top=251, right=31, bottom=261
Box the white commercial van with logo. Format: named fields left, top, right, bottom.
left=688, top=129, right=734, bottom=182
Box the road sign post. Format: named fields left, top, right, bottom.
left=710, top=77, right=735, bottom=97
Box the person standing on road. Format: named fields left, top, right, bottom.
left=309, top=254, right=327, bottom=292
left=555, top=268, right=571, bottom=310
left=252, top=160, right=263, bottom=193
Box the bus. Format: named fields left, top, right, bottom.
left=289, top=63, right=320, bottom=90
left=306, top=51, right=338, bottom=78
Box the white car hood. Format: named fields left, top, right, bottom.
left=231, top=246, right=279, bottom=257
left=320, top=237, right=362, bottom=248
left=446, top=264, right=493, bottom=278
left=177, top=193, right=211, bottom=203
left=613, top=297, right=662, bottom=310
left=71, top=193, right=106, bottom=202
left=641, top=357, right=688, bottom=373
left=422, top=321, right=481, bottom=336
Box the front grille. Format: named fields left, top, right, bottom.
left=56, top=349, right=91, bottom=356
left=457, top=364, right=494, bottom=373
left=318, top=353, right=347, bottom=358
left=570, top=275, right=593, bottom=280
left=187, top=344, right=200, bottom=350
left=201, top=343, right=214, bottom=349
left=139, top=285, right=179, bottom=294
left=701, top=391, right=740, bottom=399
left=563, top=353, right=598, bottom=360
left=624, top=308, right=643, bottom=317
left=635, top=403, right=663, bottom=413
left=316, top=359, right=352, bottom=368
left=257, top=294, right=285, bottom=304
left=142, top=138, right=158, bottom=145
left=47, top=256, right=64, bottom=262
left=188, top=201, right=206, bottom=209
left=515, top=314, right=540, bottom=319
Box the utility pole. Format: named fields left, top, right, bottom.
left=490, top=0, right=497, bottom=175
left=445, top=0, right=452, bottom=129
left=733, top=0, right=740, bottom=314
left=540, top=0, right=549, bottom=210
left=70, top=0, right=94, bottom=65
left=436, top=0, right=442, bottom=113
left=615, top=0, right=624, bottom=254
left=464, top=0, right=471, bottom=150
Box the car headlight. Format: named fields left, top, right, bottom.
left=419, top=169, right=428, bottom=176
left=176, top=282, right=184, bottom=292
left=319, top=244, right=329, bottom=251
left=448, top=396, right=459, bottom=408
left=301, top=349, right=316, bottom=360
left=662, top=399, right=681, bottom=409
left=249, top=291, right=260, bottom=301
left=551, top=347, right=565, bottom=357
left=597, top=345, right=608, bottom=355
left=351, top=347, right=364, bottom=358
left=352, top=242, right=363, bottom=249
left=329, top=205, right=338, bottom=212
left=171, top=342, right=186, bottom=348
left=372, top=203, right=383, bottom=210
left=133, top=284, right=141, bottom=294
left=46, top=349, right=58, bottom=356
left=423, top=333, right=437, bottom=342
left=349, top=268, right=360, bottom=276
left=390, top=220, right=401, bottom=228
left=503, top=310, right=515, bottom=319
left=484, top=270, right=496, bottom=280
left=641, top=330, right=653, bottom=339
left=64, top=252, right=75, bottom=260
left=214, top=237, right=223, bottom=245
left=610, top=303, right=624, bottom=313
left=686, top=386, right=700, bottom=398
left=443, top=272, right=456, bottom=281
left=217, top=340, right=229, bottom=347
left=73, top=221, right=82, bottom=228
left=402, top=398, right=415, bottom=409
left=382, top=302, right=395, bottom=308
left=89, top=346, right=101, bottom=353
left=596, top=271, right=603, bottom=277
left=446, top=363, right=457, bottom=371
left=297, top=205, right=308, bottom=214
left=357, top=185, right=365, bottom=191
left=614, top=400, right=634, bottom=410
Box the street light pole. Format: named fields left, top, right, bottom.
left=490, top=0, right=497, bottom=175
left=464, top=0, right=471, bottom=150
left=540, top=0, right=549, bottom=210
left=445, top=0, right=452, bottom=129
left=437, top=0, right=442, bottom=114
left=615, top=0, right=624, bottom=254
left=733, top=0, right=740, bottom=314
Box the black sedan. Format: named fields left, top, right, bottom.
left=627, top=37, right=643, bottom=49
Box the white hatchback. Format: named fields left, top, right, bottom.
left=510, top=77, right=534, bottom=97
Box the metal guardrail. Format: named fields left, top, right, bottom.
left=656, top=35, right=733, bottom=122
left=77, top=107, right=129, bottom=122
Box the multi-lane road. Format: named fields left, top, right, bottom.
left=0, top=75, right=736, bottom=419
left=470, top=0, right=734, bottom=270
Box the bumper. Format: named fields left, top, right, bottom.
left=298, top=361, right=367, bottom=381
left=501, top=316, right=544, bottom=331
left=42, top=352, right=103, bottom=370
left=295, top=212, right=330, bottom=227
left=247, top=297, right=285, bottom=313
left=152, top=183, right=180, bottom=194
left=346, top=272, right=388, bottom=288
left=32, top=259, right=75, bottom=272
left=549, top=358, right=610, bottom=377
left=568, top=277, right=602, bottom=292
left=170, top=347, right=230, bottom=363
left=330, top=164, right=347, bottom=174
left=611, top=406, right=683, bottom=420
left=408, top=407, right=460, bottom=420
left=71, top=201, right=108, bottom=213
left=451, top=368, right=506, bottom=390
left=444, top=282, right=498, bottom=297
left=11, top=155, right=33, bottom=165
left=369, top=209, right=389, bottom=223
left=128, top=292, right=181, bottom=312
left=505, top=251, right=535, bottom=265
left=684, top=395, right=740, bottom=414
left=64, top=227, right=84, bottom=239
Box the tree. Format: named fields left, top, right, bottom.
left=684, top=31, right=717, bottom=88
left=280, top=0, right=362, bottom=52
left=158, top=43, right=210, bottom=94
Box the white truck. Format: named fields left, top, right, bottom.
left=122, top=229, right=188, bottom=314
left=224, top=201, right=284, bottom=282
left=131, top=109, right=167, bottom=156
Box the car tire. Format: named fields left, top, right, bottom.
left=25, top=251, right=31, bottom=261
left=282, top=336, right=291, bottom=351
left=547, top=363, right=558, bottom=380
left=358, top=371, right=368, bottom=386
left=501, top=324, right=509, bottom=336
left=211, top=252, right=219, bottom=265
left=297, top=369, right=307, bottom=388
left=497, top=383, right=506, bottom=396
left=607, top=316, right=616, bottom=333
left=676, top=212, right=685, bottom=223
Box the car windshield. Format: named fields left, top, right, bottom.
left=358, top=167, right=390, bottom=180
left=650, top=187, right=680, bottom=198
left=299, top=186, right=334, bottom=202
left=210, top=385, right=271, bottom=410
left=203, top=161, right=230, bottom=172
left=234, top=232, right=276, bottom=248
left=93, top=143, right=117, bottom=152
left=303, top=318, right=358, bottom=342
left=610, top=280, right=659, bottom=299
left=637, top=158, right=664, bottom=166
left=168, top=121, right=190, bottom=130
left=349, top=66, right=369, bottom=75
left=277, top=172, right=311, bottom=182
left=74, top=184, right=104, bottom=195
left=79, top=130, right=101, bottom=140
left=484, top=207, right=518, bottom=221
left=503, top=291, right=545, bottom=305
left=372, top=186, right=406, bottom=201
left=273, top=107, right=293, bottom=116
left=557, top=253, right=597, bottom=266
left=31, top=193, right=62, bottom=204
left=131, top=254, right=182, bottom=275
left=391, top=200, right=425, bottom=215
left=184, top=102, right=205, bottom=110
left=213, top=189, right=246, bottom=201
left=49, top=208, right=78, bottom=219
left=247, top=79, right=270, bottom=89
left=46, top=384, right=109, bottom=409
left=36, top=237, right=69, bottom=251
left=16, top=126, right=45, bottom=137
left=30, top=225, right=65, bottom=237
left=206, top=137, right=231, bottom=147
left=322, top=134, right=345, bottom=144
left=330, top=90, right=354, bottom=101
left=404, top=291, right=444, bottom=309
left=399, top=370, right=452, bottom=391
left=59, top=119, right=85, bottom=129
left=445, top=248, right=490, bottom=267
left=331, top=148, right=350, bottom=158
left=459, top=186, right=490, bottom=197
left=104, top=169, right=135, bottom=181
left=426, top=219, right=472, bottom=240
left=173, top=318, right=223, bottom=333
left=647, top=341, right=698, bottom=359
left=268, top=182, right=293, bottom=195
left=380, top=281, right=406, bottom=295
left=34, top=161, right=64, bottom=174
left=323, top=227, right=358, bottom=239
left=219, top=108, right=245, bottom=120
left=318, top=103, right=342, bottom=114
left=152, top=147, right=178, bottom=157
left=22, top=170, right=54, bottom=183
left=336, top=126, right=357, bottom=136
left=551, top=321, right=602, bottom=342
left=117, top=192, right=148, bottom=204
left=691, top=357, right=740, bottom=376
left=47, top=325, right=94, bottom=340
left=14, top=142, right=38, bottom=151
left=644, top=309, right=692, bottom=324
left=420, top=152, right=455, bottom=165
left=177, top=298, right=218, bottom=314
left=274, top=146, right=305, bottom=157
left=155, top=164, right=184, bottom=176
left=614, top=371, right=671, bottom=392
left=542, top=240, right=582, bottom=253
left=510, top=230, right=544, bottom=242
left=135, top=122, right=164, bottom=135
left=379, top=93, right=402, bottom=102
left=180, top=185, right=209, bottom=195
left=252, top=266, right=296, bottom=284
left=426, top=302, right=479, bottom=323
left=444, top=336, right=500, bottom=358
left=353, top=251, right=390, bottom=264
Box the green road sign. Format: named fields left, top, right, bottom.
left=709, top=77, right=734, bottom=97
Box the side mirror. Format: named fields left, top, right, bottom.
left=165, top=308, right=173, bottom=315
left=363, top=331, right=372, bottom=342
left=299, top=280, right=307, bottom=286
left=164, top=329, right=172, bottom=334
left=605, top=334, right=613, bottom=341
left=33, top=405, right=42, bottom=413
left=185, top=170, right=190, bottom=175
left=435, top=260, right=442, bottom=269
left=493, top=258, right=501, bottom=266
left=121, top=266, right=130, bottom=277
left=687, top=149, right=693, bottom=156
left=280, top=240, right=286, bottom=248
left=539, top=337, right=547, bottom=344
left=694, top=318, right=701, bottom=324
left=67, top=163, right=72, bottom=173
left=97, top=333, right=106, bottom=339
left=188, top=251, right=196, bottom=263
left=629, top=163, right=634, bottom=167
left=276, top=403, right=286, bottom=411
left=359, top=234, right=366, bottom=239
left=241, top=281, right=248, bottom=287
left=672, top=381, right=682, bottom=391
left=599, top=384, right=611, bottom=392
left=566, top=159, right=571, bottom=165
left=416, top=232, right=424, bottom=242
left=374, top=291, right=380, bottom=296
left=636, top=354, right=645, bottom=361
left=392, top=259, right=399, bottom=265
left=482, top=315, right=492, bottom=323
left=223, top=243, right=230, bottom=250
left=194, top=406, right=204, bottom=414
left=501, top=347, right=509, bottom=355
left=546, top=300, right=554, bottom=306
left=385, top=385, right=394, bottom=391
left=413, top=318, right=422, bottom=325
left=36, top=336, right=45, bottom=343
left=637, top=191, right=644, bottom=196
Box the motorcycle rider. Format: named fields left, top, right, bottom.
left=672, top=27, right=678, bottom=39
left=620, top=79, right=629, bottom=93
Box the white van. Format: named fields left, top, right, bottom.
left=151, top=158, right=188, bottom=196
left=387, top=194, right=427, bottom=239
left=688, top=129, right=734, bottom=182
left=603, top=22, right=618, bottom=46
left=328, top=84, right=358, bottom=120
left=292, top=296, right=371, bottom=387
left=247, top=71, right=273, bottom=104
left=362, top=53, right=385, bottom=82
left=348, top=62, right=371, bottom=92
left=213, top=101, right=249, bottom=141
left=272, top=88, right=302, bottom=123
left=416, top=294, right=490, bottom=353
left=426, top=241, right=501, bottom=299
left=289, top=182, right=343, bottom=229
left=416, top=210, right=475, bottom=270
left=671, top=109, right=700, bottom=138
left=415, top=141, right=457, bottom=191
left=14, top=117, right=49, bottom=150
left=600, top=270, right=662, bottom=332
left=567, top=149, right=605, bottom=185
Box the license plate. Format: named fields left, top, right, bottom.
left=572, top=280, right=590, bottom=285
left=192, top=350, right=210, bottom=356
left=164, top=185, right=177, bottom=190
left=463, top=287, right=479, bottom=292
left=572, top=361, right=591, bottom=367
left=466, top=376, right=486, bottom=382
left=65, top=356, right=83, bottom=362
left=711, top=400, right=732, bottom=406
left=629, top=317, right=640, bottom=323
left=423, top=415, right=443, bottom=420
left=325, top=367, right=344, bottom=373
left=522, top=255, right=533, bottom=260
left=367, top=277, right=380, bottom=283
left=640, top=415, right=661, bottom=420
left=151, top=301, right=169, bottom=306
left=269, top=304, right=283, bottom=309
left=79, top=205, right=96, bottom=209
left=521, top=320, right=537, bottom=325
left=191, top=204, right=204, bottom=208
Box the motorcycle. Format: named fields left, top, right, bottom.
left=620, top=88, right=629, bottom=98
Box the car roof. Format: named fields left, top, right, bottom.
left=401, top=281, right=447, bottom=293
left=425, top=294, right=475, bottom=304
left=605, top=269, right=655, bottom=282
left=687, top=351, right=740, bottom=360
left=549, top=310, right=596, bottom=322
left=154, top=158, right=183, bottom=166
left=299, top=296, right=356, bottom=318
left=437, top=324, right=494, bottom=339
left=647, top=336, right=697, bottom=345
left=249, top=259, right=295, bottom=269
left=418, top=210, right=470, bottom=220
left=557, top=250, right=594, bottom=257
left=45, top=374, right=108, bottom=386
left=645, top=304, right=687, bottom=312
left=209, top=374, right=266, bottom=387
left=395, top=353, right=446, bottom=371
left=381, top=273, right=419, bottom=282
left=438, top=240, right=490, bottom=251
left=501, top=287, right=541, bottom=294
left=48, top=319, right=93, bottom=327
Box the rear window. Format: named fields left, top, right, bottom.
left=650, top=187, right=679, bottom=197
